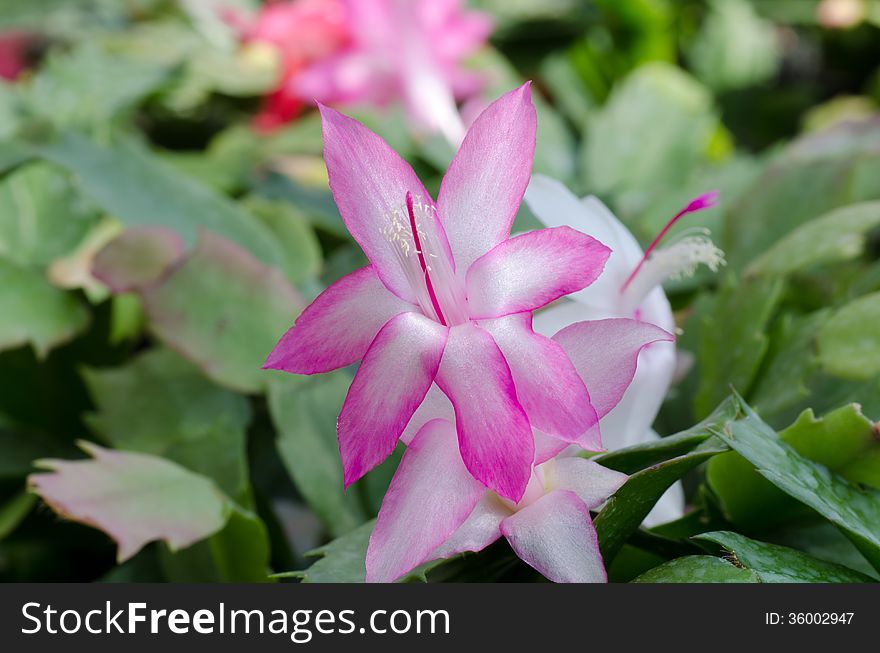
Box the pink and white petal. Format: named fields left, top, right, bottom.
left=436, top=83, right=536, bottom=272
left=480, top=313, right=597, bottom=440
left=553, top=318, right=674, bottom=419
left=466, top=227, right=611, bottom=319
left=435, top=322, right=533, bottom=502
left=366, top=419, right=485, bottom=583
left=533, top=429, right=570, bottom=465
left=430, top=493, right=508, bottom=560
left=501, top=490, right=606, bottom=583
left=597, top=343, right=677, bottom=451
left=338, top=313, right=447, bottom=488
left=320, top=104, right=435, bottom=301
left=540, top=457, right=627, bottom=511
left=264, top=266, right=415, bottom=374
left=400, top=383, right=454, bottom=445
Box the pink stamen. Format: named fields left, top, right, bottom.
left=620, top=190, right=720, bottom=293
left=406, top=192, right=447, bottom=326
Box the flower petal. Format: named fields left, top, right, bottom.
left=553, top=318, right=674, bottom=419
left=466, top=227, right=611, bottom=319
left=436, top=83, right=536, bottom=272
left=320, top=104, right=435, bottom=301
left=366, top=419, right=485, bottom=583
left=479, top=313, right=598, bottom=441
left=431, top=493, right=508, bottom=559
left=338, top=312, right=447, bottom=487
left=264, top=266, right=415, bottom=374
left=435, top=322, right=533, bottom=501
left=400, top=383, right=454, bottom=445
left=541, top=457, right=627, bottom=510
left=501, top=490, right=606, bottom=583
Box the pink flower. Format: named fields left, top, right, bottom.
left=524, top=176, right=724, bottom=525
left=240, top=0, right=349, bottom=131
left=293, top=0, right=492, bottom=144
left=266, top=84, right=615, bottom=502
left=0, top=31, right=35, bottom=81
left=365, top=316, right=673, bottom=583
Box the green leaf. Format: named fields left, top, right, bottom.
left=594, top=398, right=737, bottom=562
left=632, top=555, right=760, bottom=583
left=711, top=395, right=880, bottom=572
left=267, top=374, right=366, bottom=537
left=22, top=43, right=168, bottom=130
left=708, top=404, right=880, bottom=530
left=0, top=162, right=99, bottom=267
left=0, top=491, right=36, bottom=541
left=243, top=197, right=323, bottom=285
left=158, top=505, right=271, bottom=583
left=29, top=442, right=229, bottom=562
left=695, top=531, right=874, bottom=583
left=688, top=0, right=780, bottom=92
left=582, top=63, right=717, bottom=202
left=816, top=290, right=880, bottom=381
left=82, top=348, right=252, bottom=501
left=746, top=202, right=880, bottom=277
left=91, top=226, right=186, bottom=293
left=34, top=133, right=286, bottom=269
left=280, top=520, right=372, bottom=583
left=0, top=258, right=89, bottom=357
left=694, top=273, right=784, bottom=418
left=139, top=231, right=302, bottom=393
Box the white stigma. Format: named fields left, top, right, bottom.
left=622, top=232, right=726, bottom=312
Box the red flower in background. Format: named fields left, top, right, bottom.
left=0, top=31, right=36, bottom=81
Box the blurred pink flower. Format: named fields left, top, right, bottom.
left=240, top=0, right=349, bottom=131
left=288, top=0, right=491, bottom=142
left=265, top=85, right=616, bottom=502
left=0, top=31, right=34, bottom=81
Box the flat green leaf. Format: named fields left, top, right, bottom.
left=280, top=520, right=372, bottom=583
left=816, top=290, right=880, bottom=380
left=139, top=231, right=302, bottom=393
left=632, top=555, right=760, bottom=583
left=582, top=63, right=717, bottom=201
left=695, top=273, right=784, bottom=418
left=695, top=531, right=874, bottom=583
left=91, top=226, right=185, bottom=293
left=82, top=348, right=252, bottom=500
left=0, top=491, right=36, bottom=541
left=594, top=398, right=737, bottom=562
left=709, top=403, right=880, bottom=530
left=243, top=197, right=323, bottom=285
left=711, top=395, right=880, bottom=571
left=747, top=202, right=880, bottom=277
left=35, top=133, right=285, bottom=269
left=29, top=442, right=229, bottom=562
left=267, top=374, right=366, bottom=537
left=0, top=259, right=89, bottom=357
left=22, top=43, right=169, bottom=129
left=158, top=505, right=271, bottom=583
left=688, top=0, right=780, bottom=92
left=0, top=162, right=98, bottom=267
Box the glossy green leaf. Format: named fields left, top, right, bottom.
left=632, top=555, right=760, bottom=583
left=816, top=290, right=880, bottom=380
left=0, top=259, right=89, bottom=357
left=82, top=348, right=252, bottom=500
left=594, top=398, right=737, bottom=562
left=29, top=442, right=229, bottom=562
left=708, top=403, right=880, bottom=530
left=695, top=531, right=874, bottom=583
left=267, top=374, right=366, bottom=537
left=139, top=231, right=302, bottom=393
left=711, top=395, right=880, bottom=571
left=746, top=202, right=880, bottom=277
left=694, top=273, right=784, bottom=418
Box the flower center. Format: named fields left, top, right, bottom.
left=382, top=192, right=469, bottom=325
